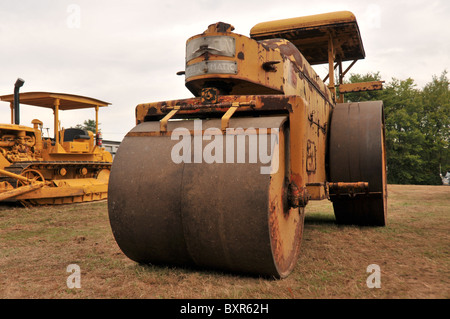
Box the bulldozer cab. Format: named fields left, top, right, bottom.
left=0, top=92, right=109, bottom=157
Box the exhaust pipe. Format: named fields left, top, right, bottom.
left=14, top=78, right=25, bottom=125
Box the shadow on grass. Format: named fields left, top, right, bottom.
left=0, top=201, right=24, bottom=211
left=305, top=214, right=337, bottom=225
left=133, top=261, right=281, bottom=281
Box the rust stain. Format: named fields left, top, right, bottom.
left=269, top=199, right=283, bottom=266
left=146, top=107, right=157, bottom=115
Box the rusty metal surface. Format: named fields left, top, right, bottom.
left=338, top=81, right=384, bottom=93
left=184, top=29, right=285, bottom=97
left=250, top=11, right=365, bottom=65
left=108, top=116, right=303, bottom=278
left=328, top=182, right=369, bottom=196
left=259, top=38, right=334, bottom=106
left=180, top=22, right=335, bottom=110
left=108, top=13, right=386, bottom=279
left=328, top=101, right=387, bottom=226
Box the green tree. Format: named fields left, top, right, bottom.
left=74, top=119, right=99, bottom=133
left=382, top=78, right=426, bottom=184
left=419, top=71, right=450, bottom=184
left=340, top=71, right=449, bottom=185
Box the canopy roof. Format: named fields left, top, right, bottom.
left=250, top=11, right=365, bottom=65
left=0, top=92, right=110, bottom=110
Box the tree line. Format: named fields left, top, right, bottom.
left=343, top=71, right=449, bottom=185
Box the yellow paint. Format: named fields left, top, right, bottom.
left=135, top=21, right=333, bottom=198
left=250, top=11, right=357, bottom=37
left=185, top=30, right=286, bottom=96
left=0, top=92, right=112, bottom=204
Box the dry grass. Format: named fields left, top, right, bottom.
left=0, top=185, right=449, bottom=299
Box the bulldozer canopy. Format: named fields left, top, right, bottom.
left=250, top=11, right=365, bottom=65
left=0, top=92, right=110, bottom=110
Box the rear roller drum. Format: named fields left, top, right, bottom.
left=108, top=116, right=304, bottom=278
left=329, top=101, right=387, bottom=226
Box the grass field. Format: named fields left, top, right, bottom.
left=0, top=184, right=449, bottom=299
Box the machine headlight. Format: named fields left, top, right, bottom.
left=186, top=36, right=236, bottom=61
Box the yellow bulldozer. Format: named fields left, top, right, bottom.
left=108, top=11, right=387, bottom=278
left=0, top=79, right=112, bottom=206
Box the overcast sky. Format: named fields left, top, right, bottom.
left=0, top=0, right=448, bottom=141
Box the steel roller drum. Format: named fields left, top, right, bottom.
left=108, top=115, right=304, bottom=278
left=329, top=101, right=387, bottom=226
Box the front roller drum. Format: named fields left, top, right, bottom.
left=108, top=116, right=304, bottom=278
left=329, top=101, right=387, bottom=226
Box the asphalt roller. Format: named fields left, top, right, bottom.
left=108, top=11, right=387, bottom=278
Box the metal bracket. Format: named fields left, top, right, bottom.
left=160, top=105, right=180, bottom=132
left=328, top=182, right=369, bottom=197
left=338, top=81, right=384, bottom=93
left=287, top=182, right=310, bottom=208
left=201, top=87, right=220, bottom=104
left=221, top=102, right=239, bottom=132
